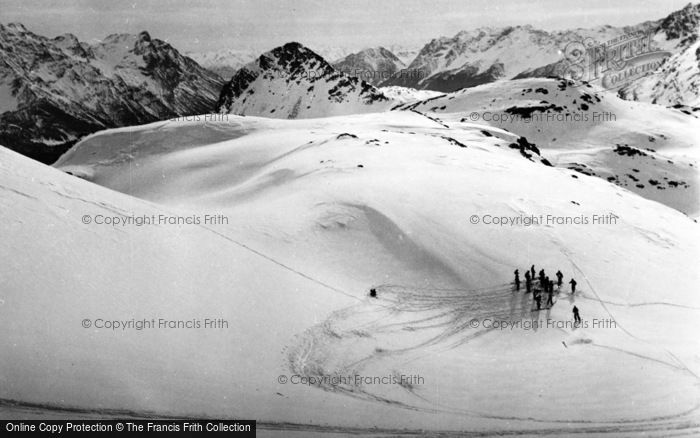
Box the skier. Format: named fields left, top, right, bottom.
left=530, top=265, right=536, bottom=280
left=556, top=270, right=563, bottom=286
left=539, top=269, right=546, bottom=285
left=524, top=270, right=531, bottom=282
left=569, top=278, right=577, bottom=294
left=534, top=293, right=542, bottom=310
left=545, top=276, right=551, bottom=294
left=573, top=305, right=581, bottom=325
left=550, top=279, right=555, bottom=295
left=514, top=269, right=520, bottom=291
left=369, top=288, right=377, bottom=298
left=525, top=277, right=532, bottom=294
left=547, top=288, right=554, bottom=307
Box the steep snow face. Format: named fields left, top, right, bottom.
left=333, top=47, right=406, bottom=85
left=395, top=78, right=700, bottom=217
left=619, top=39, right=700, bottom=107
left=0, top=23, right=223, bottom=164
left=4, top=112, right=699, bottom=434
left=216, top=42, right=396, bottom=119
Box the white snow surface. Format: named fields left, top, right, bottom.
left=378, top=86, right=443, bottom=103
left=1, top=107, right=699, bottom=435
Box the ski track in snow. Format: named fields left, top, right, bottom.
left=559, top=246, right=700, bottom=380
left=283, top=277, right=700, bottom=427
left=31, top=145, right=698, bottom=433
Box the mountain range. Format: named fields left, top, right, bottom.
left=2, top=2, right=700, bottom=165
left=0, top=23, right=223, bottom=163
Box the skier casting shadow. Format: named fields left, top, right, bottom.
left=533, top=290, right=542, bottom=311
left=573, top=305, right=582, bottom=326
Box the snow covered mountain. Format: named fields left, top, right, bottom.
left=2, top=107, right=698, bottom=433
left=394, top=77, right=700, bottom=217
left=0, top=23, right=224, bottom=164
left=332, top=47, right=406, bottom=85
left=186, top=48, right=259, bottom=79
left=216, top=42, right=395, bottom=119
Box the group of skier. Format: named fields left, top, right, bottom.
left=366, top=265, right=583, bottom=327
left=514, top=265, right=581, bottom=324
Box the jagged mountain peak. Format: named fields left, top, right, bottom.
left=256, top=41, right=333, bottom=76
left=138, top=30, right=152, bottom=42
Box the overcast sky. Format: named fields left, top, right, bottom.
left=0, top=0, right=694, bottom=53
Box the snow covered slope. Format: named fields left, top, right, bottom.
left=0, top=111, right=689, bottom=434
left=396, top=78, right=700, bottom=217
left=0, top=23, right=224, bottom=164
left=216, top=42, right=396, bottom=119
left=619, top=39, right=700, bottom=107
